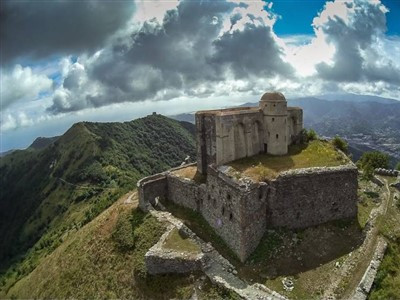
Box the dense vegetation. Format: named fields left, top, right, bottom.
left=0, top=114, right=196, bottom=293
left=356, top=151, right=390, bottom=179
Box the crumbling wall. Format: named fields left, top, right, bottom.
left=137, top=173, right=168, bottom=211
left=266, top=165, right=358, bottom=229
left=167, top=174, right=201, bottom=211
left=145, top=226, right=205, bottom=275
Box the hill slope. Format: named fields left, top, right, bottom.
left=0, top=114, right=196, bottom=292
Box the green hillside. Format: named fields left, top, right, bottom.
left=0, top=114, right=196, bottom=295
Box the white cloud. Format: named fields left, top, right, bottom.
left=2, top=0, right=400, bottom=149
left=1, top=65, right=53, bottom=110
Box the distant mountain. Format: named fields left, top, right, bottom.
left=0, top=114, right=196, bottom=284
left=169, top=112, right=196, bottom=124
left=317, top=93, right=399, bottom=104
left=28, top=136, right=60, bottom=150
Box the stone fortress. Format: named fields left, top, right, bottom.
left=139, top=92, right=358, bottom=262
left=197, top=92, right=303, bottom=173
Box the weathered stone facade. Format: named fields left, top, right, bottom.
left=138, top=92, right=358, bottom=262
left=265, top=166, right=358, bottom=228
left=196, top=92, right=303, bottom=174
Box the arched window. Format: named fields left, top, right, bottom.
left=229, top=213, right=233, bottom=221
left=276, top=134, right=279, bottom=139
left=272, top=118, right=275, bottom=122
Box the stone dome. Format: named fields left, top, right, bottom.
left=260, top=92, right=286, bottom=101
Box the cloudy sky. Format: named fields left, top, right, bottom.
left=1, top=0, right=400, bottom=151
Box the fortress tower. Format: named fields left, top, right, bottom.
left=260, top=92, right=288, bottom=155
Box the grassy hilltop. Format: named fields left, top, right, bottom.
left=0, top=114, right=196, bottom=296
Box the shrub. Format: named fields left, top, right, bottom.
left=300, top=128, right=318, bottom=143
left=307, top=129, right=318, bottom=141
left=357, top=151, right=389, bottom=180
left=332, top=135, right=348, bottom=154
left=357, top=151, right=389, bottom=171
left=396, top=162, right=400, bottom=171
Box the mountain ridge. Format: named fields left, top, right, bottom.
left=0, top=114, right=196, bottom=292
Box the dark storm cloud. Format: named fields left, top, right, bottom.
left=210, top=23, right=294, bottom=79
left=49, top=0, right=294, bottom=113
left=0, top=0, right=135, bottom=64
left=315, top=0, right=400, bottom=84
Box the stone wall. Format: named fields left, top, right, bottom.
left=266, top=165, right=358, bottom=229
left=137, top=173, right=168, bottom=211
left=139, top=163, right=358, bottom=262
left=215, top=110, right=264, bottom=166
left=167, top=174, right=201, bottom=211
left=201, top=165, right=270, bottom=261
left=145, top=226, right=205, bottom=275
left=287, top=107, right=303, bottom=145
left=239, top=182, right=267, bottom=260
left=196, top=113, right=217, bottom=175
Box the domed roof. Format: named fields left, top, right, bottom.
left=260, top=92, right=286, bottom=101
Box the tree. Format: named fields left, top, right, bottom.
left=332, top=135, right=348, bottom=154
left=307, top=129, right=318, bottom=141
left=300, top=128, right=318, bottom=143
left=396, top=162, right=400, bottom=171
left=357, top=151, right=389, bottom=179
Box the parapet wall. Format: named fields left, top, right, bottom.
left=167, top=174, right=202, bottom=212
left=266, top=165, right=358, bottom=229
left=137, top=173, right=168, bottom=211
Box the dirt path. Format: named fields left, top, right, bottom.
left=336, top=177, right=392, bottom=299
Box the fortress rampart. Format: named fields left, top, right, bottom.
left=138, top=163, right=358, bottom=262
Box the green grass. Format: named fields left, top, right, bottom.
left=163, top=228, right=201, bottom=254
left=2, top=197, right=212, bottom=299
left=248, top=230, right=283, bottom=264
left=228, top=140, right=350, bottom=181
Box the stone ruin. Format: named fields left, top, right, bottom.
left=138, top=92, right=359, bottom=262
